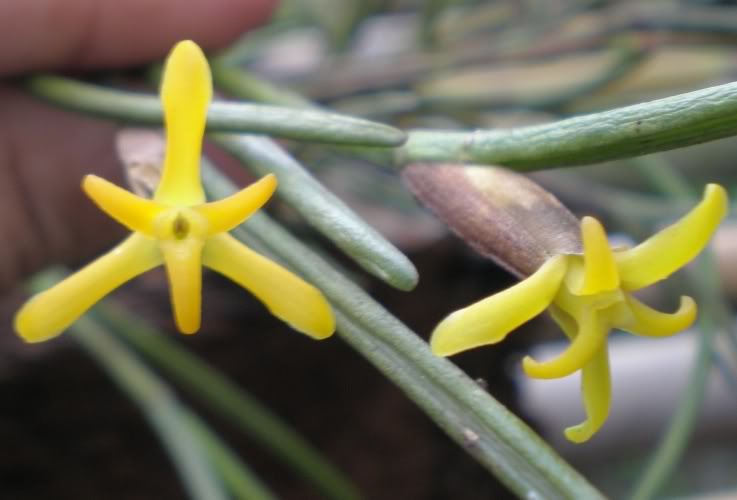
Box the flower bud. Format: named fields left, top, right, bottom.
left=402, top=163, right=582, bottom=277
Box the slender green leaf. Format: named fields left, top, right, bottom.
left=25, top=75, right=406, bottom=147
left=396, top=80, right=737, bottom=168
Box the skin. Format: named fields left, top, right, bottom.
left=0, top=0, right=275, bottom=291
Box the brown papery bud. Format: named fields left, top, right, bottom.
left=402, top=164, right=582, bottom=278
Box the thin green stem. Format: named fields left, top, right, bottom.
left=28, top=71, right=737, bottom=174
left=202, top=165, right=604, bottom=500
left=24, top=75, right=406, bottom=147
left=395, top=80, right=737, bottom=169
left=183, top=412, right=278, bottom=500
left=94, top=301, right=362, bottom=500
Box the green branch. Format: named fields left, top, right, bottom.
left=25, top=75, right=406, bottom=147
left=396, top=81, right=737, bottom=169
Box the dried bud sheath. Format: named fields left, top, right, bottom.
left=402, top=164, right=582, bottom=277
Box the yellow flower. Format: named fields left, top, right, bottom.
left=430, top=183, right=728, bottom=443
left=15, top=41, right=335, bottom=343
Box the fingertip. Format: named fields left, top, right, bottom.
left=0, top=0, right=277, bottom=74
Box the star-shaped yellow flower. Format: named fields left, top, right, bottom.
left=430, top=184, right=728, bottom=443
left=15, top=40, right=335, bottom=342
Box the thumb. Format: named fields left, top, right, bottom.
left=0, top=87, right=125, bottom=292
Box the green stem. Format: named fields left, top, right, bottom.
left=183, top=412, right=278, bottom=500
left=94, top=301, right=362, bottom=500
left=209, top=140, right=418, bottom=290
left=24, top=75, right=406, bottom=147
left=202, top=166, right=604, bottom=500
left=395, top=80, right=737, bottom=169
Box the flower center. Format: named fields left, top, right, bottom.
left=153, top=208, right=207, bottom=242
left=172, top=214, right=190, bottom=240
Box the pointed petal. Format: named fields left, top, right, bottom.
left=203, top=234, right=334, bottom=339
left=196, top=174, right=277, bottom=235
left=14, top=234, right=160, bottom=342
left=578, top=216, right=619, bottom=295
left=549, top=306, right=612, bottom=441
left=83, top=175, right=165, bottom=235
left=618, top=294, right=696, bottom=337
left=523, top=309, right=608, bottom=379
left=161, top=239, right=204, bottom=334
left=564, top=345, right=611, bottom=443
left=616, top=184, right=728, bottom=290
left=154, top=40, right=212, bottom=205
left=430, top=256, right=567, bottom=356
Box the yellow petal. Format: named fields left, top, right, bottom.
left=523, top=309, right=608, bottom=379
left=430, top=255, right=567, bottom=357
left=202, top=234, right=335, bottom=339
left=618, top=294, right=696, bottom=337
left=160, top=238, right=204, bottom=334
left=564, top=345, right=611, bottom=443
left=154, top=40, right=212, bottom=205
left=83, top=175, right=165, bottom=235
left=14, top=234, right=161, bottom=342
left=578, top=216, right=619, bottom=295
left=196, top=174, right=277, bottom=235
left=616, top=184, right=728, bottom=290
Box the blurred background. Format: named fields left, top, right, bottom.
left=2, top=0, right=737, bottom=498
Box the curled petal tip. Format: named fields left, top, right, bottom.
left=564, top=345, right=611, bottom=443
left=564, top=424, right=595, bottom=444
left=620, top=294, right=697, bottom=337
left=522, top=311, right=608, bottom=379
left=521, top=355, right=566, bottom=379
